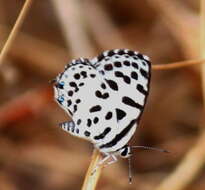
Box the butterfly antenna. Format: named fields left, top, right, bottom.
left=131, top=145, right=170, bottom=153
left=128, top=156, right=132, bottom=184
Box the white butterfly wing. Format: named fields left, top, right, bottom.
left=90, top=49, right=151, bottom=152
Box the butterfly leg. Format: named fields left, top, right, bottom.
left=91, top=153, right=110, bottom=175
left=92, top=154, right=118, bottom=175
left=98, top=153, right=111, bottom=165
left=106, top=155, right=118, bottom=165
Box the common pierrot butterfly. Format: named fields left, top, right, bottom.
left=52, top=49, right=167, bottom=183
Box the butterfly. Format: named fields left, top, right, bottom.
left=53, top=49, right=167, bottom=183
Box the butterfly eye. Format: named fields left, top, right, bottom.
left=57, top=95, right=64, bottom=104
left=56, top=81, right=65, bottom=89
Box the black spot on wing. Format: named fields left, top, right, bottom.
left=90, top=74, right=96, bottom=78
left=102, top=93, right=109, bottom=99
left=98, top=53, right=105, bottom=62
left=76, top=99, right=81, bottom=104
left=95, top=90, right=101, bottom=98
left=105, top=112, right=112, bottom=120
left=101, top=83, right=106, bottom=89
left=93, top=117, right=99, bottom=124
left=104, top=64, right=113, bottom=71
left=80, top=71, right=87, bottom=78
left=107, top=50, right=115, bottom=56
left=122, top=96, right=143, bottom=110
left=94, top=127, right=111, bottom=140
left=132, top=62, right=139, bottom=69
left=73, top=105, right=77, bottom=113
left=76, top=128, right=79, bottom=134
left=67, top=100, right=72, bottom=106
left=123, top=76, right=131, bottom=84
left=84, top=131, right=90, bottom=137
left=140, top=68, right=149, bottom=79
left=68, top=90, right=73, bottom=96
left=79, top=82, right=84, bottom=86
left=89, top=105, right=102, bottom=112
left=99, top=70, right=105, bottom=75
left=115, top=71, right=123, bottom=77
left=124, top=61, right=130, bottom=66
left=74, top=73, right=80, bottom=80
left=77, top=119, right=81, bottom=125
left=137, top=84, right=148, bottom=96
left=137, top=53, right=144, bottom=59
left=99, top=119, right=136, bottom=149
left=115, top=71, right=131, bottom=84
left=87, top=119, right=92, bottom=127
left=114, top=61, right=122, bottom=67
left=69, top=82, right=77, bottom=87
left=127, top=50, right=135, bottom=56
left=131, top=71, right=138, bottom=80
left=95, top=90, right=109, bottom=99
left=105, top=79, right=118, bottom=91
left=116, top=108, right=126, bottom=121
left=118, top=49, right=125, bottom=55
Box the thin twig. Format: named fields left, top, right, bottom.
left=0, top=25, right=68, bottom=76
left=0, top=0, right=33, bottom=65
left=81, top=149, right=103, bottom=190
left=153, top=59, right=205, bottom=70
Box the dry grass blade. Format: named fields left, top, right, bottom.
left=153, top=59, right=205, bottom=70
left=147, top=0, right=199, bottom=58
left=155, top=131, right=205, bottom=190
left=51, top=0, right=95, bottom=58
left=81, top=149, right=103, bottom=190
left=201, top=0, right=205, bottom=98
left=0, top=0, right=33, bottom=65
left=0, top=25, right=68, bottom=76
left=83, top=0, right=130, bottom=49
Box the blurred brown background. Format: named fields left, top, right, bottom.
left=0, top=0, right=204, bottom=190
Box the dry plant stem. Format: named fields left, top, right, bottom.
left=0, top=25, right=68, bottom=76
left=201, top=0, right=205, bottom=99
left=0, top=0, right=33, bottom=65
left=51, top=0, right=95, bottom=58
left=81, top=149, right=103, bottom=190
left=153, top=59, right=205, bottom=70
left=83, top=0, right=130, bottom=49
left=155, top=132, right=205, bottom=190
left=147, top=0, right=199, bottom=58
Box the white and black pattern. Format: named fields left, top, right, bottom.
left=53, top=49, right=151, bottom=167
